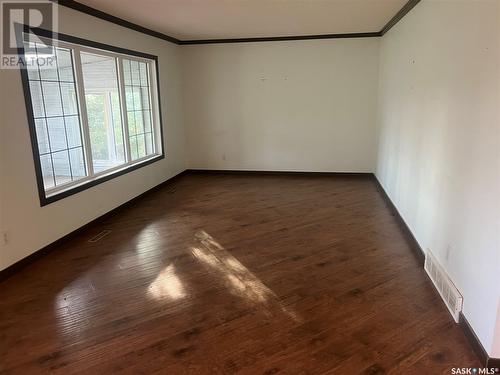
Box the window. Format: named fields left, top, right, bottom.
left=21, top=30, right=164, bottom=205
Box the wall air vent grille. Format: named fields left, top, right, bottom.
left=424, top=250, right=463, bottom=323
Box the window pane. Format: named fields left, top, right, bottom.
left=69, top=147, right=86, bottom=178
left=123, top=59, right=131, bottom=85
left=81, top=52, right=125, bottom=173
left=137, top=135, right=146, bottom=159
left=133, top=87, right=142, bottom=110
left=143, top=111, right=152, bottom=133
left=134, top=112, right=144, bottom=134
left=139, top=63, right=148, bottom=86
left=130, top=135, right=138, bottom=160
left=29, top=81, right=45, bottom=118
left=60, top=82, right=78, bottom=115
left=131, top=60, right=140, bottom=85
left=40, top=154, right=55, bottom=189
left=141, top=87, right=150, bottom=110
left=111, top=94, right=125, bottom=162
left=24, top=40, right=88, bottom=191
left=26, top=41, right=40, bottom=80
left=127, top=110, right=136, bottom=136
left=41, top=81, right=63, bottom=116
left=35, top=119, right=50, bottom=154
left=52, top=150, right=72, bottom=185
left=56, top=48, right=74, bottom=82
left=145, top=132, right=153, bottom=155
left=38, top=45, right=58, bottom=81
left=125, top=87, right=134, bottom=111
left=47, top=117, right=67, bottom=152
left=65, top=115, right=82, bottom=148
left=123, top=58, right=156, bottom=160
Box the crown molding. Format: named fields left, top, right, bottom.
left=52, top=0, right=420, bottom=45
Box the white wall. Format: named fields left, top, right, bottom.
left=376, top=0, right=500, bottom=357
left=0, top=3, right=186, bottom=271
left=494, top=302, right=500, bottom=357
left=182, top=39, right=379, bottom=172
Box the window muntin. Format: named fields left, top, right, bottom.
left=122, top=59, right=155, bottom=161
left=26, top=41, right=87, bottom=190
left=22, top=33, right=162, bottom=201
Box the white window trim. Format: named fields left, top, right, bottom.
left=23, top=33, right=164, bottom=199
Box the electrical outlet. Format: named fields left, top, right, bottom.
left=1, top=231, right=8, bottom=246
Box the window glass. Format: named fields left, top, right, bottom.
left=24, top=41, right=87, bottom=190
left=123, top=59, right=155, bottom=161
left=81, top=52, right=125, bottom=173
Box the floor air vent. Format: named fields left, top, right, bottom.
left=88, top=230, right=112, bottom=243
left=424, top=250, right=463, bottom=322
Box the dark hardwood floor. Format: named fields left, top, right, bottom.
left=0, top=173, right=480, bottom=374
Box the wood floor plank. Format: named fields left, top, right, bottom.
left=0, top=173, right=480, bottom=374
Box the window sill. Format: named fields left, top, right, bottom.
left=40, top=153, right=164, bottom=206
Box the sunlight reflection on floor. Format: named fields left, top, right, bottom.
left=147, top=264, right=186, bottom=300
left=191, top=230, right=301, bottom=322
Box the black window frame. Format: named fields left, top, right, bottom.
left=17, top=25, right=165, bottom=206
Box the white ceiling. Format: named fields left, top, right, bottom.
left=75, top=0, right=408, bottom=41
